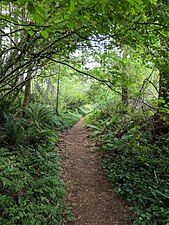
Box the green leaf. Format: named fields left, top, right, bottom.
left=1, top=1, right=10, bottom=5
left=54, top=18, right=62, bottom=23
left=28, top=30, right=35, bottom=36
left=23, top=26, right=29, bottom=31
left=41, top=30, right=49, bottom=38
left=70, top=0, right=75, bottom=12
left=127, top=0, right=143, bottom=6
left=34, top=5, right=46, bottom=17
left=27, top=2, right=44, bottom=24
left=18, top=0, right=27, bottom=6
left=27, top=2, right=35, bottom=14
left=33, top=13, right=44, bottom=25
left=101, top=0, right=108, bottom=13
left=133, top=15, right=142, bottom=22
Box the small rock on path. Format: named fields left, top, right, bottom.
left=60, top=117, right=132, bottom=225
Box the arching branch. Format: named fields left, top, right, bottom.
left=46, top=57, right=112, bottom=85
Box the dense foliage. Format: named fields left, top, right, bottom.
left=1, top=0, right=169, bottom=224
left=0, top=146, right=68, bottom=225
left=0, top=103, right=81, bottom=224
left=85, top=103, right=169, bottom=225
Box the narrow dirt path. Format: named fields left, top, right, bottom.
left=60, top=117, right=132, bottom=225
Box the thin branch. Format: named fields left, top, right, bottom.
left=35, top=27, right=85, bottom=57
left=148, top=80, right=158, bottom=93
left=133, top=67, right=155, bottom=109
left=136, top=22, right=169, bottom=29
left=46, top=57, right=112, bottom=84
left=0, top=46, right=18, bottom=57
left=46, top=57, right=154, bottom=110
left=0, top=60, right=33, bottom=84
left=0, top=69, right=43, bottom=100
left=45, top=57, right=128, bottom=97
left=0, top=28, right=24, bottom=37
left=0, top=18, right=49, bottom=28
left=148, top=88, right=158, bottom=98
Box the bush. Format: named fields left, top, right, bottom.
left=0, top=96, right=21, bottom=123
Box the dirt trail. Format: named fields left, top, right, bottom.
left=60, top=117, right=132, bottom=225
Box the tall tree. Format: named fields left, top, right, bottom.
left=56, top=64, right=60, bottom=115
left=22, top=66, right=32, bottom=108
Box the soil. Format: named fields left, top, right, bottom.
left=60, top=117, right=132, bottom=225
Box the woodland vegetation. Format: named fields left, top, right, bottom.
left=0, top=0, right=169, bottom=224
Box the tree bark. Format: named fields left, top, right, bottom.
left=122, top=86, right=128, bottom=106
left=121, top=48, right=128, bottom=107
left=153, top=68, right=169, bottom=134
left=158, top=70, right=169, bottom=108
left=56, top=64, right=60, bottom=115
left=22, top=68, right=32, bottom=108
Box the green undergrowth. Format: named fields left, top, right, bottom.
left=0, top=146, right=72, bottom=225
left=85, top=102, right=169, bottom=225
left=56, top=111, right=82, bottom=130
left=0, top=103, right=76, bottom=224
left=55, top=105, right=92, bottom=130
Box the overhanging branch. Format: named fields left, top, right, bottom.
left=46, top=57, right=112, bottom=85
left=46, top=57, right=155, bottom=109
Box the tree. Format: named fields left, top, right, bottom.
left=0, top=0, right=109, bottom=100
left=104, top=0, right=169, bottom=111
left=22, top=66, right=32, bottom=108
left=1, top=0, right=169, bottom=120
left=56, top=64, right=60, bottom=115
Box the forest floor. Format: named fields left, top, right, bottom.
left=59, top=117, right=132, bottom=225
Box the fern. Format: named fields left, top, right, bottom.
left=3, top=107, right=57, bottom=147
left=4, top=113, right=26, bottom=146
left=26, top=103, right=58, bottom=129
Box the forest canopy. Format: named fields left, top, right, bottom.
left=0, top=0, right=169, bottom=110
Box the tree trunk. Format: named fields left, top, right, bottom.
left=56, top=64, right=60, bottom=115
left=121, top=48, right=128, bottom=107
left=22, top=69, right=32, bottom=108
left=122, top=86, right=128, bottom=106
left=153, top=68, right=169, bottom=134
left=158, top=70, right=169, bottom=108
